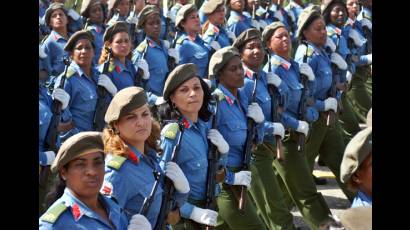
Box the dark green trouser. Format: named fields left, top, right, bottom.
left=270, top=136, right=331, bottom=230
left=347, top=66, right=372, bottom=123
left=365, top=71, right=372, bottom=98
left=338, top=93, right=361, bottom=145
left=248, top=142, right=295, bottom=230
left=173, top=199, right=208, bottom=230
left=305, top=114, right=355, bottom=202
left=216, top=183, right=266, bottom=230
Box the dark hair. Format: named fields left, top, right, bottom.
left=322, top=1, right=347, bottom=25
left=299, top=14, right=322, bottom=42
left=44, top=167, right=68, bottom=210
left=160, top=77, right=212, bottom=122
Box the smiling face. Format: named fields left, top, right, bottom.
left=170, top=77, right=204, bottom=117
left=240, top=38, right=265, bottom=70
left=114, top=104, right=153, bottom=146
left=329, top=3, right=347, bottom=27
left=71, top=38, right=95, bottom=69
left=60, top=151, right=105, bottom=200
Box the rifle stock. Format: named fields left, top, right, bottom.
left=297, top=42, right=309, bottom=152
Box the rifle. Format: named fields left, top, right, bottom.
left=267, top=54, right=284, bottom=161
left=139, top=171, right=162, bottom=216
left=238, top=72, right=258, bottom=212
left=83, top=18, right=91, bottom=30
left=204, top=93, right=221, bottom=230
left=135, top=42, right=148, bottom=89
left=73, top=0, right=79, bottom=12
left=297, top=41, right=309, bottom=152
left=326, top=34, right=341, bottom=127
left=93, top=48, right=112, bottom=131
left=41, top=57, right=71, bottom=187
left=155, top=122, right=185, bottom=230
left=167, top=30, right=179, bottom=72
left=360, top=11, right=372, bottom=54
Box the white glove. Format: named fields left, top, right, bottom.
left=330, top=52, right=347, bottom=70
left=189, top=206, right=218, bottom=226
left=346, top=71, right=352, bottom=83
left=163, top=40, right=171, bottom=49
left=324, top=97, right=337, bottom=112
left=251, top=19, right=261, bottom=30
left=44, top=151, right=56, bottom=165
left=325, top=37, right=336, bottom=52
left=361, top=18, right=372, bottom=30
left=274, top=10, right=284, bottom=21
left=52, top=88, right=70, bottom=110
left=203, top=79, right=212, bottom=89
left=137, top=59, right=150, bottom=80
left=233, top=170, right=251, bottom=188
left=98, top=74, right=118, bottom=96
left=299, top=63, right=315, bottom=81
left=349, top=28, right=365, bottom=47
left=128, top=214, right=152, bottom=230
left=155, top=96, right=166, bottom=106
left=165, top=162, right=190, bottom=194
left=67, top=8, right=81, bottom=21
left=168, top=48, right=180, bottom=64
left=227, top=30, right=236, bottom=40
left=258, top=20, right=268, bottom=29
left=210, top=41, right=221, bottom=51
left=39, top=45, right=47, bottom=59
left=272, top=122, right=285, bottom=139
left=126, top=15, right=139, bottom=25
left=39, top=16, right=45, bottom=25
left=266, top=72, right=282, bottom=87
left=364, top=53, right=372, bottom=65
left=207, top=129, right=229, bottom=154
left=296, top=120, right=309, bottom=136
left=247, top=102, right=265, bottom=123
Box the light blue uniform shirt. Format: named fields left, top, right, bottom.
left=263, top=54, right=319, bottom=130
left=351, top=190, right=372, bottom=208
left=202, top=23, right=232, bottom=48
left=176, top=32, right=210, bottom=78
left=103, top=145, right=188, bottom=226
left=227, top=10, right=251, bottom=37
left=42, top=30, right=70, bottom=76
left=39, top=188, right=129, bottom=229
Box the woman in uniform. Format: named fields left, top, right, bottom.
left=101, top=86, right=190, bottom=227
left=39, top=131, right=151, bottom=229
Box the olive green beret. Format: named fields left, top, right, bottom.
left=340, top=126, right=372, bottom=183
left=175, top=4, right=197, bottom=28
left=366, top=108, right=372, bottom=127
left=45, top=3, right=67, bottom=25
left=137, top=5, right=161, bottom=29
left=105, top=86, right=148, bottom=123
left=202, top=0, right=225, bottom=15
left=339, top=207, right=372, bottom=230
left=261, top=21, right=286, bottom=44
left=163, top=63, right=199, bottom=101
left=51, top=131, right=104, bottom=172
left=208, top=46, right=240, bottom=79
left=64, top=30, right=95, bottom=52
left=232, top=28, right=262, bottom=50
left=80, top=0, right=102, bottom=17
left=103, top=21, right=129, bottom=42
left=321, top=0, right=347, bottom=16
left=296, top=4, right=321, bottom=38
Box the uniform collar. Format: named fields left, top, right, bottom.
left=327, top=23, right=342, bottom=36
left=305, top=41, right=325, bottom=57
left=230, top=10, right=244, bottom=21
left=113, top=58, right=129, bottom=73
left=243, top=64, right=261, bottom=80
left=218, top=84, right=237, bottom=106
left=345, top=17, right=355, bottom=27
left=271, top=54, right=291, bottom=70
left=207, top=23, right=220, bottom=35
left=357, top=190, right=372, bottom=203
left=69, top=62, right=98, bottom=80
left=51, top=30, right=68, bottom=42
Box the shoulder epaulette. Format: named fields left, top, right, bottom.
left=107, top=155, right=127, bottom=170
left=327, top=29, right=335, bottom=37
left=213, top=88, right=225, bottom=102
left=161, top=122, right=180, bottom=140
left=40, top=203, right=67, bottom=224
left=136, top=40, right=148, bottom=53
left=176, top=36, right=186, bottom=45
left=271, top=56, right=281, bottom=67
left=66, top=66, right=77, bottom=78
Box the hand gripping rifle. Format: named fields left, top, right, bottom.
left=41, top=57, right=71, bottom=187
left=139, top=170, right=162, bottom=216
left=155, top=122, right=185, bottom=230
left=204, top=92, right=222, bottom=230
left=267, top=54, right=284, bottom=161
left=93, top=48, right=112, bottom=131
left=326, top=35, right=342, bottom=127
left=238, top=72, right=258, bottom=212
